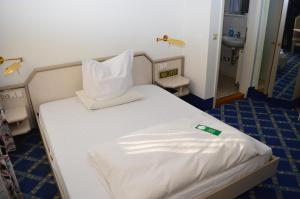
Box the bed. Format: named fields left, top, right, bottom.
left=26, top=52, right=278, bottom=199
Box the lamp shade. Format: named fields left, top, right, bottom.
left=0, top=56, right=23, bottom=75
left=4, top=62, right=22, bottom=75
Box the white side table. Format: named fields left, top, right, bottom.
left=156, top=75, right=190, bottom=97
left=5, top=106, right=31, bottom=136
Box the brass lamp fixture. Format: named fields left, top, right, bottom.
left=157, top=35, right=186, bottom=47
left=0, top=56, right=23, bottom=75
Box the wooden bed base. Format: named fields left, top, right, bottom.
left=26, top=52, right=278, bottom=199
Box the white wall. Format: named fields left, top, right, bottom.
left=182, top=0, right=218, bottom=99
left=0, top=0, right=221, bottom=100
left=0, top=0, right=184, bottom=86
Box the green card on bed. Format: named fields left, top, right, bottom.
left=194, top=124, right=222, bottom=136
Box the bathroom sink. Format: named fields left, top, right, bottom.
left=222, top=36, right=245, bottom=48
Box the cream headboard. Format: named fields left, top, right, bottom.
left=26, top=52, right=153, bottom=117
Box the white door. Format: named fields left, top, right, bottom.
left=239, top=0, right=265, bottom=94
left=267, top=0, right=289, bottom=97
left=259, top=0, right=285, bottom=95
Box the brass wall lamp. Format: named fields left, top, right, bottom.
left=157, top=35, right=186, bottom=47
left=0, top=56, right=23, bottom=75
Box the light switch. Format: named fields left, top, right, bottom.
left=213, top=33, right=218, bottom=40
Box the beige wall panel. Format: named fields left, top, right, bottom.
left=28, top=66, right=82, bottom=115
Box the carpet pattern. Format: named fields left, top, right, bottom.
left=9, top=98, right=300, bottom=198
left=272, top=53, right=300, bottom=100
left=207, top=98, right=300, bottom=199
left=9, top=132, right=60, bottom=199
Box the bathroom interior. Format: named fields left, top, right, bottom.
left=217, top=0, right=250, bottom=99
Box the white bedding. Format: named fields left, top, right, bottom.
left=89, top=118, right=270, bottom=199
left=39, top=85, right=272, bottom=199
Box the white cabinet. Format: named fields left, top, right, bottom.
left=0, top=87, right=33, bottom=136
left=156, top=75, right=190, bottom=97
left=5, top=106, right=31, bottom=136
left=153, top=57, right=189, bottom=97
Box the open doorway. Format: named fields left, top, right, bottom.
left=215, top=0, right=250, bottom=105
left=271, top=0, right=300, bottom=101
left=256, top=0, right=300, bottom=102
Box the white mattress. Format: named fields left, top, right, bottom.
left=39, top=85, right=272, bottom=199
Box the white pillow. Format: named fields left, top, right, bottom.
left=82, top=49, right=134, bottom=101
left=76, top=89, right=143, bottom=110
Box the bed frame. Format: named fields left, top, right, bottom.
left=25, top=52, right=278, bottom=199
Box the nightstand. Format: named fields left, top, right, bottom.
left=0, top=87, right=33, bottom=136
left=156, top=75, right=190, bottom=97
left=5, top=106, right=31, bottom=136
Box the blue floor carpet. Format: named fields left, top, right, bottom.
left=10, top=98, right=300, bottom=198
left=206, top=98, right=300, bottom=199
left=10, top=131, right=60, bottom=199
left=272, top=53, right=300, bottom=100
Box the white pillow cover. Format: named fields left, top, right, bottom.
left=82, top=49, right=134, bottom=100
left=76, top=89, right=143, bottom=110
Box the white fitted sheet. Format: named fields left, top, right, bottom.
left=39, top=85, right=272, bottom=199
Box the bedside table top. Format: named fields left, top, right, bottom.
left=156, top=76, right=190, bottom=88
left=5, top=106, right=28, bottom=123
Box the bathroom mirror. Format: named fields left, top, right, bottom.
left=224, top=0, right=250, bottom=15
left=256, top=0, right=300, bottom=103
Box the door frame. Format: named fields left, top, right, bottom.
left=212, top=0, right=226, bottom=107
left=266, top=0, right=289, bottom=97
left=239, top=0, right=266, bottom=94
left=213, top=0, right=267, bottom=107
left=251, top=0, right=271, bottom=89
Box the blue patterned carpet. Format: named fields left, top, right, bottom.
left=207, top=99, right=300, bottom=199
left=272, top=53, right=300, bottom=100
left=10, top=131, right=60, bottom=199
left=9, top=98, right=300, bottom=198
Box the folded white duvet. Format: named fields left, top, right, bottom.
left=88, top=118, right=270, bottom=199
